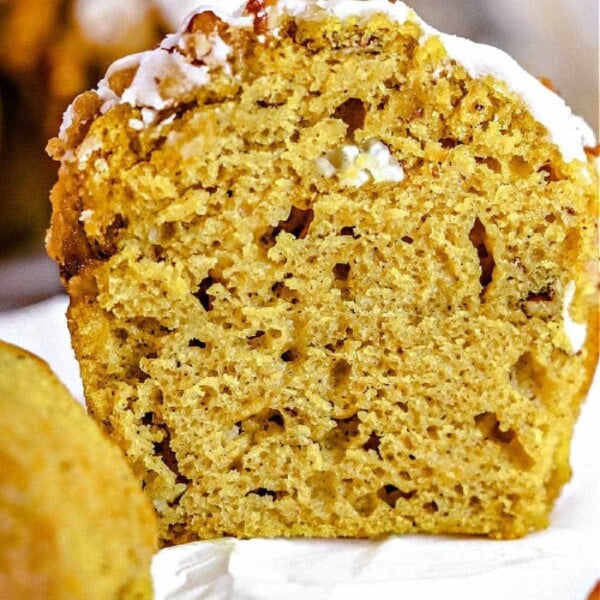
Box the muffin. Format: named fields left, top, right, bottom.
left=47, top=0, right=599, bottom=544
left=0, top=341, right=157, bottom=599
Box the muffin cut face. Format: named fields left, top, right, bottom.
left=48, top=2, right=599, bottom=544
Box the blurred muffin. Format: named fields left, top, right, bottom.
left=0, top=340, right=157, bottom=599
left=0, top=0, right=162, bottom=135
left=0, top=0, right=179, bottom=255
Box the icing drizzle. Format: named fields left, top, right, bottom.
left=62, top=0, right=595, bottom=163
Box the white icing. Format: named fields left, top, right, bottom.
left=79, top=209, right=94, bottom=223
left=58, top=104, right=75, bottom=140
left=570, top=115, right=597, bottom=149
left=76, top=136, right=103, bottom=163
left=141, top=107, right=158, bottom=125
left=157, top=0, right=412, bottom=28
left=61, top=0, right=596, bottom=165
left=317, top=140, right=405, bottom=187
left=224, top=424, right=241, bottom=440
left=562, top=281, right=587, bottom=354
left=105, top=50, right=209, bottom=114
left=128, top=118, right=145, bottom=131
left=87, top=5, right=240, bottom=123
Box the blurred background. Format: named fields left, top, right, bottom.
left=0, top=0, right=598, bottom=310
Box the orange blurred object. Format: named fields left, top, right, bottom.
left=0, top=0, right=172, bottom=255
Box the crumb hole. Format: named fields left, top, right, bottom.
left=475, top=412, right=515, bottom=444
left=525, top=287, right=554, bottom=302
left=423, top=501, right=439, bottom=513
left=268, top=411, right=284, bottom=427
left=247, top=330, right=265, bottom=341
left=241, top=408, right=285, bottom=436
left=397, top=401, right=409, bottom=413
left=475, top=156, right=502, bottom=173
left=95, top=213, right=128, bottom=258
left=332, top=263, right=351, bottom=282
left=332, top=263, right=353, bottom=300
left=281, top=348, right=300, bottom=362
left=271, top=281, right=299, bottom=304
left=331, top=414, right=360, bottom=440
left=363, top=433, right=382, bottom=458
left=538, top=163, right=560, bottom=182
left=160, top=221, right=176, bottom=242
left=520, top=286, right=556, bottom=319
left=426, top=425, right=439, bottom=440
left=325, top=338, right=345, bottom=353
left=188, top=338, right=206, bottom=348
left=339, top=226, right=361, bottom=239
left=141, top=412, right=154, bottom=426
left=153, top=428, right=191, bottom=485
left=194, top=275, right=215, bottom=311
left=510, top=352, right=546, bottom=402
left=401, top=236, right=414, bottom=244
left=468, top=217, right=496, bottom=297
left=439, top=137, right=459, bottom=149
left=260, top=206, right=315, bottom=247
left=509, top=156, right=532, bottom=178
left=474, top=412, right=534, bottom=470
left=377, top=484, right=416, bottom=508
left=307, top=471, right=337, bottom=503
left=331, top=358, right=352, bottom=386
left=245, top=488, right=282, bottom=500
left=333, top=97, right=366, bottom=137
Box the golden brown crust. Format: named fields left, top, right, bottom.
left=0, top=341, right=157, bottom=599
left=46, top=170, right=95, bottom=282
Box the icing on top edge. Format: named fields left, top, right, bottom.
left=62, top=0, right=595, bottom=164
left=438, top=34, right=593, bottom=163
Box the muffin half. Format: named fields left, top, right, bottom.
left=47, top=0, right=599, bottom=543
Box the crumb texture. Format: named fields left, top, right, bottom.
left=48, top=13, right=599, bottom=544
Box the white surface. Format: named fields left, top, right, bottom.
left=0, top=296, right=598, bottom=599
